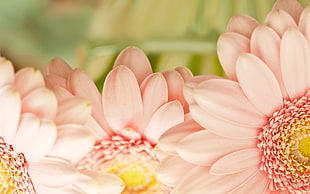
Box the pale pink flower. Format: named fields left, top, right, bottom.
left=45, top=47, right=192, bottom=193
left=0, top=57, right=122, bottom=194
left=157, top=0, right=310, bottom=193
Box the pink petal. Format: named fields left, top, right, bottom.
left=265, top=10, right=297, bottom=37
left=13, top=113, right=40, bottom=154
left=173, top=166, right=258, bottom=194
left=68, top=69, right=111, bottom=134
left=15, top=67, right=45, bottom=97
left=217, top=32, right=250, bottom=80
left=45, top=74, right=67, bottom=90
left=157, top=119, right=204, bottom=154
left=113, top=47, right=152, bottom=85
left=102, top=66, right=143, bottom=133
left=299, top=6, right=310, bottom=43
left=0, top=86, right=21, bottom=143
left=158, top=155, right=195, bottom=187
left=190, top=104, right=260, bottom=139
left=140, top=73, right=168, bottom=131
left=144, top=101, right=184, bottom=143
left=22, top=88, right=57, bottom=121
left=29, top=157, right=78, bottom=187
left=251, top=25, right=288, bottom=98
left=177, top=130, right=257, bottom=166
left=85, top=116, right=110, bottom=139
left=0, top=58, right=14, bottom=88
left=26, top=120, right=57, bottom=162
left=236, top=53, right=283, bottom=116
left=280, top=28, right=310, bottom=99
left=227, top=14, right=259, bottom=38
left=46, top=58, right=73, bottom=78
left=163, top=70, right=185, bottom=103
left=193, top=79, right=267, bottom=128
left=210, top=149, right=261, bottom=175
left=174, top=66, right=193, bottom=82
left=56, top=97, right=92, bottom=125
left=272, top=0, right=304, bottom=23
left=49, top=125, right=95, bottom=163
left=230, top=170, right=270, bottom=194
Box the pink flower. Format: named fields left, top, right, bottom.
left=0, top=57, right=122, bottom=193
left=45, top=47, right=192, bottom=193
left=157, top=0, right=310, bottom=193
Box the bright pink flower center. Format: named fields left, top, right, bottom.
left=0, top=137, right=35, bottom=193
left=258, top=95, right=310, bottom=192
left=77, top=136, right=170, bottom=194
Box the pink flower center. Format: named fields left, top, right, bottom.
left=258, top=95, right=310, bottom=192
left=0, top=137, right=35, bottom=193
left=77, top=136, right=170, bottom=194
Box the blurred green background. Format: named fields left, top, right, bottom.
left=1, top=0, right=310, bottom=85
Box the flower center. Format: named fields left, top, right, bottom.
left=258, top=95, right=310, bottom=193
left=0, top=137, right=35, bottom=193
left=77, top=136, right=170, bottom=194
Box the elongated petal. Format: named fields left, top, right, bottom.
left=281, top=28, right=310, bottom=99
left=113, top=47, right=152, bottom=85
left=173, top=166, right=258, bottom=194
left=193, top=79, right=267, bottom=128
left=217, top=32, right=250, bottom=80
left=140, top=73, right=168, bottom=131
left=29, top=157, right=78, bottom=187
left=190, top=105, right=260, bottom=139
left=299, top=6, right=310, bottom=44
left=227, top=14, right=259, bottom=38
left=56, top=97, right=92, bottom=125
left=49, top=124, right=95, bottom=163
left=102, top=66, right=143, bottom=132
left=272, top=0, right=303, bottom=23
left=174, top=66, right=193, bottom=82
left=210, top=149, right=261, bottom=175
left=22, top=88, right=57, bottom=121
left=177, top=130, right=257, bottom=166
left=265, top=10, right=297, bottom=36
left=86, top=116, right=110, bottom=139
left=157, top=119, right=203, bottom=154
left=144, top=101, right=184, bottom=143
left=163, top=70, right=185, bottom=103
left=236, top=53, right=283, bottom=116
left=0, top=86, right=21, bottom=143
left=158, top=155, right=195, bottom=187
left=45, top=74, right=67, bottom=90
left=15, top=67, right=45, bottom=97
left=251, top=25, right=288, bottom=98
left=0, top=58, right=14, bottom=88
left=46, top=58, right=73, bottom=78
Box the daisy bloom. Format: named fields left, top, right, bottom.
left=0, top=57, right=122, bottom=194
left=157, top=0, right=310, bottom=193
left=45, top=47, right=192, bottom=193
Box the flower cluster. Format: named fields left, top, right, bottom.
left=1, top=0, right=310, bottom=193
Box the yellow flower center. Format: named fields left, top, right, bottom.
left=120, top=170, right=146, bottom=187
left=299, top=136, right=310, bottom=158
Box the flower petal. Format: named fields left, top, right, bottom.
left=251, top=25, right=288, bottom=98
left=299, top=6, right=310, bottom=44
left=0, top=58, right=14, bottom=88
left=22, top=88, right=57, bottom=121
left=265, top=10, right=297, bottom=37
left=49, top=124, right=95, bottom=163
left=217, top=32, right=250, bottom=80
left=29, top=157, right=78, bottom=187
left=177, top=130, right=257, bottom=166
left=157, top=119, right=203, bottom=154
left=227, top=14, right=259, bottom=38
left=236, top=53, right=283, bottom=116
left=113, top=47, right=152, bottom=85
left=45, top=74, right=67, bottom=90
left=102, top=65, right=143, bottom=132
left=144, top=101, right=184, bottom=143
left=272, top=0, right=303, bottom=23
left=46, top=58, right=73, bottom=78
left=210, top=149, right=261, bottom=175
left=174, top=66, right=193, bottom=82
left=15, top=67, right=45, bottom=97
left=163, top=70, right=185, bottom=103
left=281, top=28, right=310, bottom=99
left=193, top=79, right=267, bottom=128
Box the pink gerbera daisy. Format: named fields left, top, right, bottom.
left=0, top=57, right=123, bottom=193
left=158, top=0, right=310, bottom=193
left=45, top=47, right=192, bottom=193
